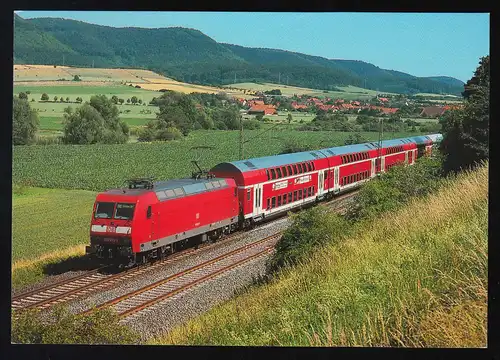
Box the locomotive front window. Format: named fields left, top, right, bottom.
left=114, top=203, right=136, bottom=220
left=95, top=202, right=115, bottom=219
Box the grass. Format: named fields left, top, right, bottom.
left=150, top=163, right=488, bottom=347
left=12, top=186, right=96, bottom=290
left=13, top=130, right=416, bottom=191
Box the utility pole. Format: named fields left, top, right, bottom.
left=377, top=117, right=384, bottom=174
left=63, top=54, right=65, bottom=66
left=92, top=59, right=94, bottom=68
left=278, top=72, right=281, bottom=85
left=239, top=114, right=244, bottom=160
left=234, top=72, right=236, bottom=84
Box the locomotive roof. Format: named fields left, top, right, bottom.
left=153, top=177, right=230, bottom=201
left=104, top=177, right=231, bottom=202
left=215, top=134, right=442, bottom=173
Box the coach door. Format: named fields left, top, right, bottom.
left=334, top=167, right=339, bottom=192
left=318, top=171, right=325, bottom=196
left=253, top=184, right=263, bottom=217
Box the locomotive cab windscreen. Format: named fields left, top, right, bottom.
left=94, top=202, right=136, bottom=220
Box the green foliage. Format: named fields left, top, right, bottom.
left=119, top=98, right=124, bottom=104
left=440, top=55, right=489, bottom=174
left=13, top=97, right=39, bottom=145
left=53, top=96, right=58, bottom=102
left=73, top=74, right=81, bottom=81
left=131, top=96, right=138, bottom=104
left=300, top=113, right=354, bottom=131
left=40, top=93, right=49, bottom=101
left=18, top=92, right=28, bottom=100
left=242, top=119, right=261, bottom=130
left=264, top=89, right=282, bottom=95
left=346, top=155, right=444, bottom=221
left=267, top=206, right=350, bottom=273
left=62, top=95, right=129, bottom=144
left=344, top=133, right=367, bottom=145
left=287, top=113, right=293, bottom=123
left=76, top=96, right=83, bottom=103
left=156, top=127, right=183, bottom=141
left=11, top=306, right=138, bottom=344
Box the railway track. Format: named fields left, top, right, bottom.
left=83, top=232, right=281, bottom=319
left=11, top=189, right=358, bottom=313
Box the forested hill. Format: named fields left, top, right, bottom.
left=14, top=14, right=464, bottom=95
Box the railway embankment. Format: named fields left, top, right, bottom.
left=152, top=162, right=487, bottom=347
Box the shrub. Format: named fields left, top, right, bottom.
left=267, top=206, right=350, bottom=273
left=156, top=127, right=182, bottom=141
left=242, top=119, right=261, bottom=130
left=345, top=154, right=444, bottom=221
left=40, top=93, right=49, bottom=101
left=11, top=305, right=138, bottom=344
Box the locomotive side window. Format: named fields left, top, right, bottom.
left=247, top=189, right=251, bottom=201
left=147, top=206, right=152, bottom=219
left=114, top=203, right=135, bottom=220
left=94, top=202, right=115, bottom=219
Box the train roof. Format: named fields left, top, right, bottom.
left=215, top=134, right=442, bottom=173
left=104, top=177, right=231, bottom=201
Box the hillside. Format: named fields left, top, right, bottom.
left=152, top=164, right=487, bottom=346
left=14, top=14, right=463, bottom=95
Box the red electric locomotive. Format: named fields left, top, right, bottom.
left=86, top=177, right=239, bottom=265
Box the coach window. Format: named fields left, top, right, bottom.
left=311, top=163, right=315, bottom=170
left=277, top=167, right=282, bottom=178
left=247, top=189, right=251, bottom=201
left=282, top=166, right=288, bottom=177
left=282, top=194, right=287, bottom=205
left=266, top=169, right=270, bottom=180
left=267, top=198, right=270, bottom=209
left=288, top=192, right=292, bottom=203
left=271, top=197, right=276, bottom=208
left=270, top=168, right=276, bottom=180
left=277, top=196, right=282, bottom=207
left=293, top=191, right=298, bottom=201
left=287, top=166, right=292, bottom=176
left=312, top=186, right=315, bottom=194
left=306, top=163, right=311, bottom=172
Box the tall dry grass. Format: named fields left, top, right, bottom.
left=151, top=163, right=488, bottom=347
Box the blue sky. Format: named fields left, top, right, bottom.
left=15, top=11, right=489, bottom=82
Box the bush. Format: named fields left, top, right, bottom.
left=11, top=305, right=138, bottom=344
left=267, top=206, right=350, bottom=273
left=345, top=155, right=444, bottom=221
left=242, top=119, right=261, bottom=130
left=156, top=127, right=182, bottom=141
left=137, top=127, right=156, bottom=142
left=41, top=93, right=49, bottom=101
left=73, top=75, right=81, bottom=81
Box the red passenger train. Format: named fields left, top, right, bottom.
left=86, top=134, right=442, bottom=265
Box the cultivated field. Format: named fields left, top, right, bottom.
left=226, top=83, right=395, bottom=100
left=13, top=65, right=171, bottom=83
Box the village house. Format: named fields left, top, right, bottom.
left=248, top=104, right=277, bottom=115
left=420, top=106, right=445, bottom=117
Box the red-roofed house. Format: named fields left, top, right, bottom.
left=370, top=106, right=399, bottom=115
left=378, top=97, right=389, bottom=103
left=248, top=104, right=277, bottom=115
left=420, top=106, right=445, bottom=117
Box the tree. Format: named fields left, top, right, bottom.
left=41, top=93, right=49, bottom=101
left=53, top=96, right=58, bottom=102
left=18, top=92, right=28, bottom=100
left=131, top=96, right=138, bottom=105
left=111, top=95, right=119, bottom=104
left=119, top=98, right=124, bottom=105
left=76, top=97, right=83, bottom=103
left=287, top=113, right=293, bottom=124
left=66, top=97, right=70, bottom=102
left=13, top=97, right=39, bottom=145
left=138, top=99, right=142, bottom=104
left=62, top=104, right=106, bottom=144
left=127, top=98, right=131, bottom=104
left=73, top=75, right=81, bottom=81
left=440, top=55, right=489, bottom=174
